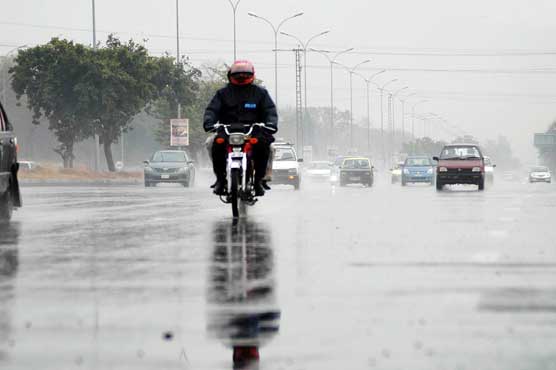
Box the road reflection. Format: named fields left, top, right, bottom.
left=206, top=220, right=280, bottom=370
left=0, top=222, right=20, bottom=363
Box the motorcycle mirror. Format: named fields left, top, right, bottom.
left=297, top=158, right=304, bottom=163
left=432, top=156, right=439, bottom=161
left=143, top=160, right=149, bottom=165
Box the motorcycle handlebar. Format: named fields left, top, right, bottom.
left=211, top=123, right=276, bottom=134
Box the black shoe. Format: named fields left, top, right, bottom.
left=262, top=180, right=271, bottom=190
left=210, top=180, right=217, bottom=189
left=213, top=180, right=227, bottom=195
left=254, top=181, right=265, bottom=196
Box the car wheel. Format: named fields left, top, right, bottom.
left=294, top=180, right=300, bottom=190
left=478, top=178, right=485, bottom=191
left=0, top=186, right=14, bottom=223
left=401, top=178, right=407, bottom=186
left=436, top=179, right=443, bottom=191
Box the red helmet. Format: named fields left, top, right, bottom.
left=228, top=60, right=255, bottom=86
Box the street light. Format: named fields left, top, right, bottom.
left=390, top=86, right=408, bottom=142
left=410, top=100, right=428, bottom=139
left=376, top=79, right=397, bottom=164
left=335, top=60, right=371, bottom=150
left=311, top=47, right=354, bottom=155
left=247, top=11, right=304, bottom=106
left=280, top=29, right=330, bottom=152
left=227, top=0, right=242, bottom=60
left=399, top=92, right=417, bottom=141
left=355, top=69, right=385, bottom=154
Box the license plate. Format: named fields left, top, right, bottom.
left=161, top=174, right=170, bottom=179
left=350, top=177, right=360, bottom=181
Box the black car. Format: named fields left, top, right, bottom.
left=0, top=101, right=22, bottom=221
left=338, top=157, right=374, bottom=187
left=144, top=150, right=195, bottom=187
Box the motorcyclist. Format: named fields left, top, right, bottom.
left=203, top=60, right=278, bottom=196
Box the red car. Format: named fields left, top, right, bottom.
left=433, top=144, right=485, bottom=191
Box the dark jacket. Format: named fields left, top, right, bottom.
left=203, top=84, right=278, bottom=132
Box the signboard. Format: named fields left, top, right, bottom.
left=170, top=118, right=189, bottom=146
left=534, top=133, right=556, bottom=147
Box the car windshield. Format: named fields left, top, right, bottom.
left=440, top=146, right=481, bottom=159
left=275, top=148, right=296, bottom=161
left=152, top=151, right=187, bottom=162
left=532, top=166, right=549, bottom=172
left=309, top=162, right=329, bottom=170
left=342, top=159, right=370, bottom=169
left=405, top=158, right=431, bottom=166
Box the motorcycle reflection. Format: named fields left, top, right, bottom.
left=206, top=220, right=280, bottom=369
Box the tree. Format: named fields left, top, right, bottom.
left=80, top=36, right=163, bottom=171
left=10, top=38, right=94, bottom=167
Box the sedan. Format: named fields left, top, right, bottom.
left=401, top=156, right=435, bottom=186
left=144, top=150, right=195, bottom=187
left=529, top=166, right=551, bottom=183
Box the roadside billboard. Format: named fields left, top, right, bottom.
left=170, top=118, right=189, bottom=146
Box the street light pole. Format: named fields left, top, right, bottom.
left=227, top=0, right=241, bottom=60
left=248, top=11, right=304, bottom=107
left=280, top=30, right=330, bottom=151
left=335, top=60, right=371, bottom=151
left=356, top=70, right=385, bottom=154
left=312, top=48, right=354, bottom=156
left=399, top=92, right=417, bottom=142
left=377, top=79, right=397, bottom=166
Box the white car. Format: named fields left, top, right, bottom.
left=305, top=161, right=331, bottom=181
left=529, top=166, right=551, bottom=183
left=390, top=161, right=404, bottom=184
left=483, top=156, right=496, bottom=183
left=270, top=143, right=301, bottom=190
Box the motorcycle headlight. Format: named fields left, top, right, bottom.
left=472, top=167, right=481, bottom=172
left=427, top=168, right=433, bottom=174
left=439, top=167, right=448, bottom=172
left=229, top=133, right=245, bottom=145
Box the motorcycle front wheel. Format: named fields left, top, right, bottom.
left=230, top=168, right=240, bottom=218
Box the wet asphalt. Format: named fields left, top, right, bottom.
left=1, top=173, right=556, bottom=370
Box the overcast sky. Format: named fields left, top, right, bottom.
left=3, top=0, right=556, bottom=161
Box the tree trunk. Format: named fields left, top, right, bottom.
left=103, top=139, right=115, bottom=172
left=54, top=141, right=74, bottom=169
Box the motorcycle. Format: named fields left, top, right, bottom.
left=213, top=123, right=275, bottom=218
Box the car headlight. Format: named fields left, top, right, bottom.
left=427, top=168, right=433, bottom=174
left=439, top=167, right=448, bottom=172
left=288, top=168, right=298, bottom=174
left=403, top=168, right=410, bottom=174
left=144, top=166, right=153, bottom=172
left=472, top=167, right=481, bottom=172
left=178, top=167, right=187, bottom=173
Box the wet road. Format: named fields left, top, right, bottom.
left=1, top=175, right=556, bottom=370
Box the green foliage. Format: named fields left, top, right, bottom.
left=150, top=63, right=225, bottom=158
left=10, top=35, right=201, bottom=171
left=10, top=38, right=94, bottom=167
